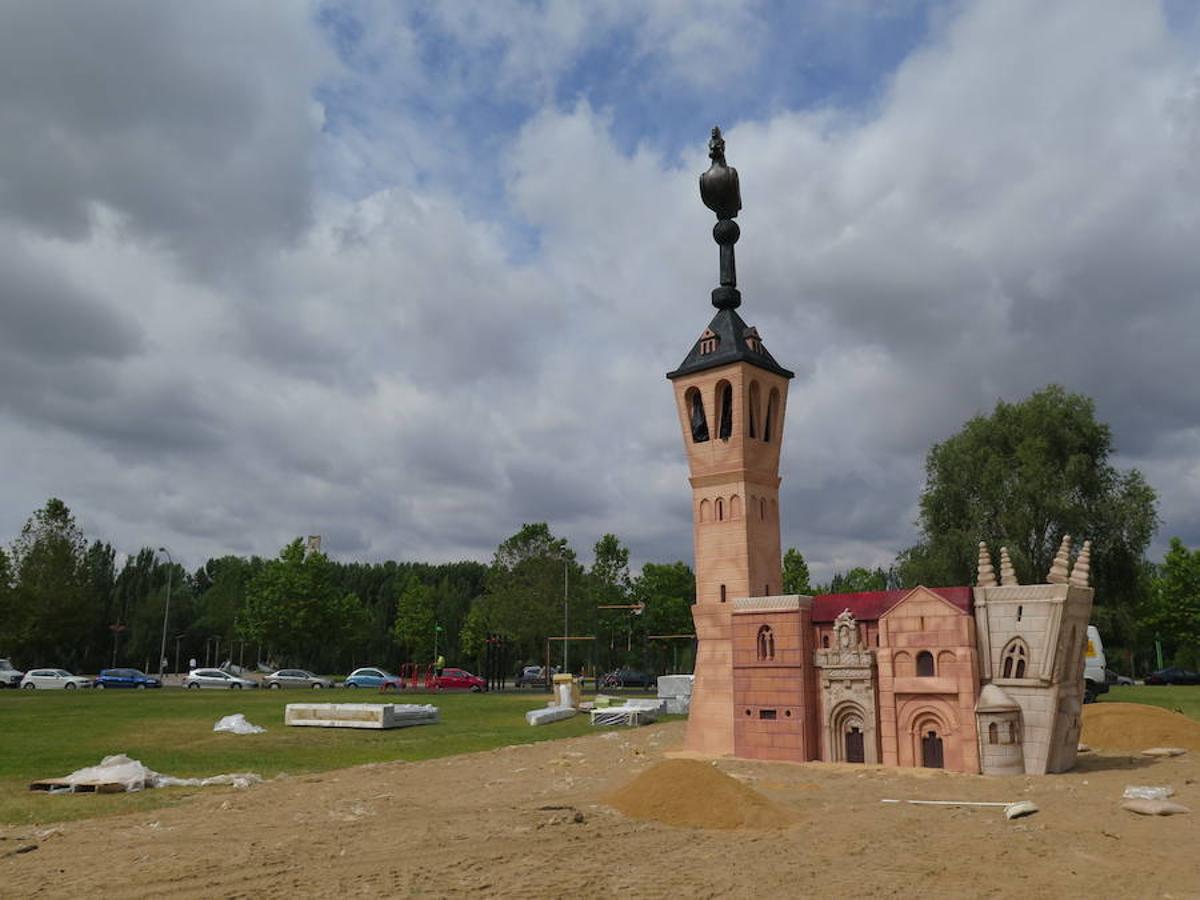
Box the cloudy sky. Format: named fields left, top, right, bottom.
left=2, top=1, right=1199, bottom=580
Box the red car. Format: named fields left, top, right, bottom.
left=437, top=667, right=486, bottom=691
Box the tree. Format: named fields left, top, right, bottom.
left=896, top=385, right=1157, bottom=645
left=782, top=548, right=811, bottom=594
left=240, top=539, right=367, bottom=671
left=1146, top=539, right=1200, bottom=669
left=591, top=534, right=632, bottom=669
left=392, top=573, right=437, bottom=663
left=632, top=561, right=696, bottom=674
left=479, top=523, right=582, bottom=665
left=7, top=499, right=91, bottom=668
left=822, top=567, right=892, bottom=594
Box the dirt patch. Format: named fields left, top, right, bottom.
left=1083, top=702, right=1200, bottom=751
left=605, top=759, right=791, bottom=829
left=3, top=718, right=1199, bottom=898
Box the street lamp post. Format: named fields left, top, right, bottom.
left=157, top=547, right=174, bottom=678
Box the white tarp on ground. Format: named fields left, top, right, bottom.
left=526, top=705, right=578, bottom=726
left=213, top=713, right=266, bottom=734
left=46, top=754, right=261, bottom=793
left=285, top=702, right=439, bottom=729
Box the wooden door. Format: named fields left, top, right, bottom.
left=845, top=727, right=865, bottom=763
left=922, top=730, right=944, bottom=768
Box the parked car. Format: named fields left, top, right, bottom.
left=1105, top=669, right=1135, bottom=687
left=20, top=669, right=93, bottom=690
left=438, top=668, right=486, bottom=691
left=599, top=668, right=656, bottom=690
left=263, top=669, right=335, bottom=690
left=1144, top=667, right=1200, bottom=686
left=183, top=668, right=258, bottom=690
left=344, top=667, right=403, bottom=690
left=94, top=668, right=162, bottom=689
left=515, top=666, right=546, bottom=687
left=0, top=658, right=23, bottom=689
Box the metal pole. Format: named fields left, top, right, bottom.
left=157, top=547, right=173, bottom=678
left=563, top=559, right=569, bottom=673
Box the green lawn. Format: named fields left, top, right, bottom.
left=1100, top=684, right=1200, bottom=720
left=0, top=688, right=599, bottom=826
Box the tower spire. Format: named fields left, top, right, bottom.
left=699, top=126, right=742, bottom=310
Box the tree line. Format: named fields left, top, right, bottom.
left=0, top=507, right=695, bottom=678
left=1, top=385, right=1194, bottom=677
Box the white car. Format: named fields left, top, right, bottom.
left=183, top=668, right=258, bottom=690
left=0, top=658, right=23, bottom=689
left=20, top=668, right=93, bottom=690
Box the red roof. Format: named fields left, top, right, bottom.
left=810, top=586, right=972, bottom=623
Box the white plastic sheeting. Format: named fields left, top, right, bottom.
left=525, top=705, right=578, bottom=726
left=45, top=754, right=262, bottom=793
left=657, top=674, right=694, bottom=715
left=590, top=704, right=661, bottom=727
left=213, top=713, right=266, bottom=734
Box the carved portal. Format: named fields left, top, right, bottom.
left=814, top=610, right=879, bottom=763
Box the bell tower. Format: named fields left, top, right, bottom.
left=668, top=127, right=794, bottom=755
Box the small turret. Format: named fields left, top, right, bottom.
left=999, top=547, right=1018, bottom=586
left=1047, top=534, right=1072, bottom=584
left=976, top=542, right=997, bottom=587
left=1070, top=540, right=1092, bottom=588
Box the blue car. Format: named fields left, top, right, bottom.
left=94, top=668, right=163, bottom=689
left=344, top=667, right=402, bottom=690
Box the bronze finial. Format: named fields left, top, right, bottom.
left=699, top=126, right=742, bottom=309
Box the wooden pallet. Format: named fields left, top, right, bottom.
left=28, top=780, right=128, bottom=794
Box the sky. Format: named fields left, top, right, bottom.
left=1, top=0, right=1199, bottom=582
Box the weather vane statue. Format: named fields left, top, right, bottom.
left=699, top=125, right=742, bottom=310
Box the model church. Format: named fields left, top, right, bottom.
left=670, top=129, right=1093, bottom=775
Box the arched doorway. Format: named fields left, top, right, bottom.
left=921, top=729, right=944, bottom=768
left=845, top=726, right=865, bottom=763
left=830, top=701, right=870, bottom=764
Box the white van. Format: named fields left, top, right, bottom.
left=1083, top=624, right=1107, bottom=703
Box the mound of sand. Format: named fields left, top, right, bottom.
left=1082, top=702, right=1200, bottom=752
left=605, top=759, right=792, bottom=829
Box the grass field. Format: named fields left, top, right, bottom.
left=1100, top=683, right=1200, bottom=720
left=0, top=688, right=603, bottom=826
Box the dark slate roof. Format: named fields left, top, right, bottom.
left=667, top=308, right=794, bottom=380
left=810, top=586, right=973, bottom=624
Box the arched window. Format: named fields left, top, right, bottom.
left=764, top=388, right=780, bottom=442
left=916, top=651, right=935, bottom=677
left=822, top=634, right=830, bottom=648
left=730, top=495, right=742, bottom=519
left=716, top=380, right=733, bottom=440
left=699, top=499, right=710, bottom=522
left=748, top=381, right=762, bottom=439
left=1008, top=721, right=1019, bottom=744
left=1001, top=638, right=1029, bottom=679
left=715, top=498, right=725, bottom=521
left=720, top=584, right=726, bottom=603
left=756, top=625, right=775, bottom=661
left=988, top=722, right=998, bottom=745
left=759, top=497, right=766, bottom=520
left=686, top=387, right=709, bottom=443
left=1016, top=605, right=1023, bottom=622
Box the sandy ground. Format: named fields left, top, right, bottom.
left=2, top=717, right=1199, bottom=899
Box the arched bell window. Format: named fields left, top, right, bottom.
left=1001, top=638, right=1029, bottom=679
left=716, top=380, right=733, bottom=440
left=685, top=387, right=709, bottom=443
left=748, top=381, right=762, bottom=439
left=764, top=388, right=780, bottom=442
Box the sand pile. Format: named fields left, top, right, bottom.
left=1082, top=703, right=1200, bottom=751
left=605, top=759, right=792, bottom=829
